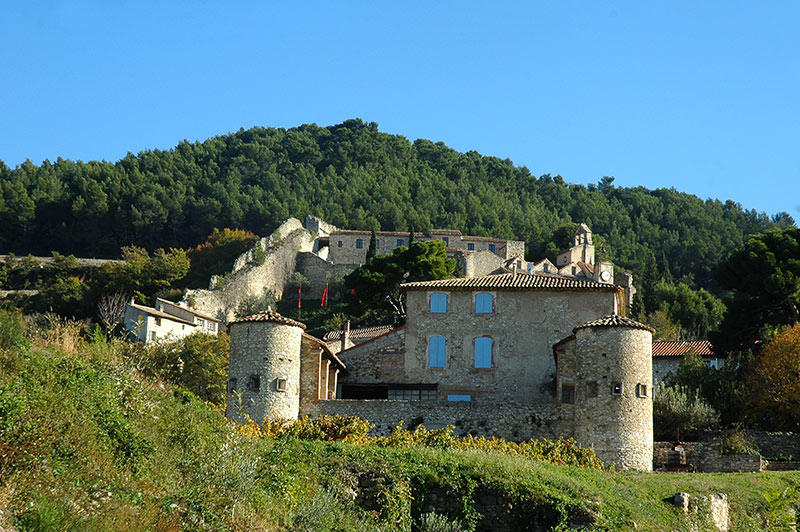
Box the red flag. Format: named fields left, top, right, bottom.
left=321, top=284, right=329, bottom=307
left=298, top=283, right=302, bottom=309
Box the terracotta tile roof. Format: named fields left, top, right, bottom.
left=652, top=340, right=714, bottom=357
left=337, top=326, right=406, bottom=355
left=573, top=315, right=655, bottom=333
left=400, top=272, right=620, bottom=292
left=230, top=310, right=307, bottom=329
left=323, top=325, right=395, bottom=342
left=330, top=229, right=464, bottom=237
left=128, top=302, right=199, bottom=326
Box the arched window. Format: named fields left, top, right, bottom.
left=428, top=336, right=446, bottom=367
left=429, top=292, right=447, bottom=313
left=474, top=293, right=494, bottom=314
left=474, top=337, right=492, bottom=368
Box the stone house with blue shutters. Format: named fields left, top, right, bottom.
left=225, top=223, right=654, bottom=470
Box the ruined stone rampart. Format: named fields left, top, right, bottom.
left=307, top=399, right=563, bottom=441
left=295, top=252, right=353, bottom=300
left=184, top=218, right=315, bottom=323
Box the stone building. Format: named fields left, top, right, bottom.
left=225, top=310, right=345, bottom=423
left=226, top=270, right=654, bottom=470
left=652, top=340, right=721, bottom=383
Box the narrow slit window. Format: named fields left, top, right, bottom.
left=428, top=336, right=446, bottom=368
left=561, top=383, right=575, bottom=404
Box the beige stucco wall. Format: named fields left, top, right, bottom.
left=226, top=321, right=303, bottom=423
left=403, top=289, right=617, bottom=405
left=124, top=306, right=198, bottom=343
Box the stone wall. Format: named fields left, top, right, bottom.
left=462, top=250, right=505, bottom=277
left=184, top=219, right=315, bottom=323
left=295, top=252, right=353, bottom=300
left=226, top=320, right=303, bottom=423
left=653, top=442, right=765, bottom=472
left=403, top=289, right=617, bottom=405
left=307, top=399, right=563, bottom=441
left=572, top=326, right=653, bottom=471
left=337, top=328, right=406, bottom=384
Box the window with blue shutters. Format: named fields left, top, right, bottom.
left=429, top=292, right=447, bottom=313
left=428, top=336, right=446, bottom=367
left=474, top=337, right=492, bottom=368
left=489, top=244, right=496, bottom=252
left=474, top=293, right=494, bottom=313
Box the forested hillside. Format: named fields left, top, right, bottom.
left=0, top=119, right=793, bottom=291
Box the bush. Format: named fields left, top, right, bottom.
left=654, top=383, right=719, bottom=440
left=417, top=512, right=468, bottom=532
left=0, top=308, right=25, bottom=351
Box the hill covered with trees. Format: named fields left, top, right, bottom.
left=0, top=119, right=794, bottom=294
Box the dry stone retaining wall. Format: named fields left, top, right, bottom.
left=307, top=399, right=563, bottom=441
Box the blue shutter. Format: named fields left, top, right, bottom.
left=428, top=336, right=446, bottom=367
left=429, top=293, right=447, bottom=313
left=475, top=293, right=493, bottom=313
left=474, top=337, right=492, bottom=368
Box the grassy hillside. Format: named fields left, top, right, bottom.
left=1, top=311, right=798, bottom=532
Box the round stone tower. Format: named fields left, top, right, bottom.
left=572, top=315, right=654, bottom=471
left=225, top=310, right=306, bottom=424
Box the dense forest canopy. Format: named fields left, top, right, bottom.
left=0, top=119, right=793, bottom=292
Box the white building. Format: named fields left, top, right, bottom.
left=124, top=297, right=221, bottom=343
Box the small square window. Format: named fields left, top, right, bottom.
left=397, top=239, right=405, bottom=246
left=636, top=383, right=648, bottom=398
left=489, top=244, right=496, bottom=252
left=586, top=381, right=598, bottom=397
left=612, top=382, right=623, bottom=396
left=150, top=331, right=157, bottom=341
left=247, top=374, right=261, bottom=392
left=227, top=378, right=237, bottom=393
left=356, top=239, right=363, bottom=248
left=337, top=240, right=343, bottom=247
left=561, top=383, right=575, bottom=404
left=154, top=317, right=161, bottom=326
left=467, top=243, right=475, bottom=251
left=276, top=378, right=288, bottom=392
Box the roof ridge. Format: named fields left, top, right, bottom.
left=573, top=314, right=655, bottom=333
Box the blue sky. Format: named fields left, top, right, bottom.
left=1, top=2, right=798, bottom=218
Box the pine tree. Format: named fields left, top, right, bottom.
left=366, top=229, right=378, bottom=263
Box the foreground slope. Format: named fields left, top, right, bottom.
left=0, top=312, right=797, bottom=531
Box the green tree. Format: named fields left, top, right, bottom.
left=100, top=246, right=190, bottom=302
left=654, top=281, right=725, bottom=339
left=653, top=383, right=719, bottom=440
left=713, top=227, right=800, bottom=354
left=366, top=228, right=378, bottom=263
left=345, top=240, right=455, bottom=324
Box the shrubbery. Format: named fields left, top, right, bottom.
left=236, top=416, right=606, bottom=470
left=654, top=383, right=719, bottom=440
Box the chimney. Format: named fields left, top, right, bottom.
left=512, top=263, right=518, bottom=277
left=341, top=320, right=351, bottom=352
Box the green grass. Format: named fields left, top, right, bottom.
left=1, top=311, right=799, bottom=531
